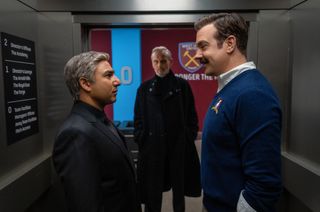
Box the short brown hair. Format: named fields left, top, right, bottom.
left=194, top=13, right=248, bottom=55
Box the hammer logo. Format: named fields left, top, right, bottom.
left=178, top=42, right=202, bottom=73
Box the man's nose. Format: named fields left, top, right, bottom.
left=113, top=75, right=121, bottom=86
left=194, top=49, right=202, bottom=61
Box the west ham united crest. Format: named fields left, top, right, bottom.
left=178, top=42, right=202, bottom=73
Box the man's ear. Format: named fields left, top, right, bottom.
left=225, top=35, right=236, bottom=54
left=79, top=77, right=92, bottom=92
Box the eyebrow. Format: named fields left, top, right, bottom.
left=196, top=40, right=209, bottom=48
left=105, top=69, right=115, bottom=73
left=102, top=69, right=115, bottom=76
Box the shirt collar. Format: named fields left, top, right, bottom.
left=216, top=61, right=256, bottom=93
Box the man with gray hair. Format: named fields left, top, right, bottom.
left=134, top=46, right=201, bottom=212
left=53, top=51, right=141, bottom=212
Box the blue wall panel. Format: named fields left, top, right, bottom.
left=111, top=29, right=141, bottom=122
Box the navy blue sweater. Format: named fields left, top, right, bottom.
left=202, top=69, right=282, bottom=211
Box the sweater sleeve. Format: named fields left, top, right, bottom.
left=235, top=88, right=282, bottom=211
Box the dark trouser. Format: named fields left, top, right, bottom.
left=172, top=189, right=185, bottom=212
left=144, top=160, right=185, bottom=212
left=144, top=190, right=185, bottom=212
left=144, top=182, right=162, bottom=212
left=144, top=138, right=185, bottom=212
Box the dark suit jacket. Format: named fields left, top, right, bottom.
left=53, top=101, right=140, bottom=212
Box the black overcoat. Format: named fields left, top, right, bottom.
left=134, top=71, right=201, bottom=203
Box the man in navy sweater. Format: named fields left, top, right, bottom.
left=194, top=13, right=282, bottom=212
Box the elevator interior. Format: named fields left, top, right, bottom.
left=0, top=0, right=320, bottom=211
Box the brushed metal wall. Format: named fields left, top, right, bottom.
left=290, top=0, right=320, bottom=169
left=0, top=0, right=43, bottom=192
left=283, top=0, right=320, bottom=211
left=36, top=12, right=75, bottom=153
left=0, top=0, right=48, bottom=209
left=0, top=0, right=74, bottom=211
left=255, top=4, right=320, bottom=210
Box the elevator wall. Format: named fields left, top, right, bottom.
left=0, top=0, right=74, bottom=211
left=283, top=0, right=320, bottom=211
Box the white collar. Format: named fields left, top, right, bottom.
left=216, top=61, right=256, bottom=93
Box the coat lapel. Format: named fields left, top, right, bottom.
left=94, top=121, right=136, bottom=175
left=72, top=103, right=136, bottom=176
